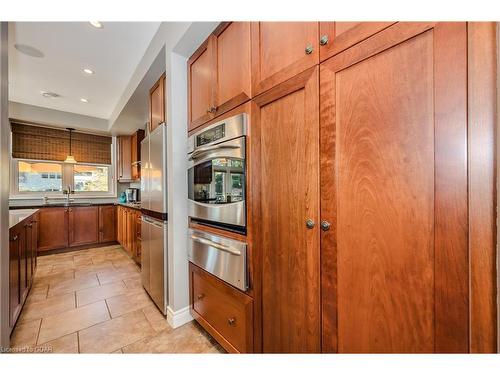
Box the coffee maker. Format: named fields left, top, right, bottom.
left=125, top=188, right=139, bottom=202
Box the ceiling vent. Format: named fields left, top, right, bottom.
left=40, top=91, right=60, bottom=99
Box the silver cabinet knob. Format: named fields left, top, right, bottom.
left=306, top=219, right=315, bottom=229
left=305, top=44, right=314, bottom=55
left=228, top=317, right=236, bottom=326
left=320, top=220, right=331, bottom=231
left=320, top=34, right=329, bottom=46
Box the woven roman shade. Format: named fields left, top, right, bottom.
left=11, top=121, right=112, bottom=164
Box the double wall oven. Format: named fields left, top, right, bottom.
left=187, top=113, right=249, bottom=291
left=187, top=113, right=247, bottom=233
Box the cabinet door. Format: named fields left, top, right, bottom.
left=251, top=22, right=318, bottom=96
left=38, top=207, right=69, bottom=252
left=253, top=67, right=320, bottom=352
left=31, top=215, right=38, bottom=275
left=25, top=222, right=33, bottom=289
left=320, top=23, right=468, bottom=353
left=131, top=129, right=145, bottom=180
left=135, top=214, right=142, bottom=264
left=69, top=206, right=99, bottom=247
left=188, top=36, right=216, bottom=131
left=117, top=136, right=132, bottom=181
left=213, top=22, right=251, bottom=118
left=318, top=22, right=395, bottom=62
left=117, top=206, right=122, bottom=244
left=9, top=226, right=22, bottom=327
left=99, top=205, right=116, bottom=243
left=149, top=74, right=165, bottom=133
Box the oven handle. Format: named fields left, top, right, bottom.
left=190, top=234, right=242, bottom=256
left=188, top=144, right=240, bottom=161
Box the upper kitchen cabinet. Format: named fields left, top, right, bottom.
left=188, top=36, right=216, bottom=131
left=149, top=73, right=166, bottom=133
left=213, top=22, right=251, bottom=119
left=318, top=22, right=396, bottom=62
left=117, top=135, right=132, bottom=182
left=131, top=129, right=145, bottom=181
left=188, top=22, right=251, bottom=132
left=251, top=22, right=319, bottom=96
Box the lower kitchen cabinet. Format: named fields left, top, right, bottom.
left=116, top=205, right=141, bottom=264
left=69, top=206, right=99, bottom=247
left=189, top=263, right=254, bottom=353
left=99, top=205, right=116, bottom=243
left=38, top=207, right=69, bottom=252
left=38, top=205, right=116, bottom=252
left=9, top=212, right=38, bottom=330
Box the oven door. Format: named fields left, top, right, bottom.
left=187, top=136, right=246, bottom=228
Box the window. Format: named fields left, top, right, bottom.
left=73, top=165, right=109, bottom=192
left=11, top=159, right=114, bottom=197
left=18, top=161, right=63, bottom=192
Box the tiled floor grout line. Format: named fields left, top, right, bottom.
left=77, top=331, right=81, bottom=353
left=35, top=318, right=43, bottom=346
left=104, top=298, right=113, bottom=319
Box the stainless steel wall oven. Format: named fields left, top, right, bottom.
left=187, top=113, right=247, bottom=232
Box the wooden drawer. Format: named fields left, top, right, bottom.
left=190, top=263, right=253, bottom=353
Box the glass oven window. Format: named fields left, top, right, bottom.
left=188, top=157, right=245, bottom=204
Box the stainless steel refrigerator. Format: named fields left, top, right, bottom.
left=140, top=123, right=168, bottom=314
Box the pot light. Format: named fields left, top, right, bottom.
left=83, top=68, right=94, bottom=75
left=89, top=21, right=103, bottom=29
left=80, top=98, right=89, bottom=103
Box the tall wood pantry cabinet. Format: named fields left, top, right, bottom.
left=187, top=21, right=497, bottom=354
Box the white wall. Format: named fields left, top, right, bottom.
left=116, top=22, right=218, bottom=327
left=9, top=101, right=109, bottom=134
left=0, top=22, right=10, bottom=347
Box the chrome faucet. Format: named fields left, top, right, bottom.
left=64, top=185, right=74, bottom=204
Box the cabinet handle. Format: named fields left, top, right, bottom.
left=319, top=34, right=329, bottom=46
left=305, top=219, right=315, bottom=229
left=305, top=44, right=314, bottom=55
left=207, top=106, right=218, bottom=114
left=12, top=235, right=18, bottom=241
left=320, top=220, right=331, bottom=231
left=197, top=293, right=205, bottom=300
left=227, top=317, right=236, bottom=326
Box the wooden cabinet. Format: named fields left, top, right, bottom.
left=188, top=37, right=215, bottom=130
left=9, top=212, right=38, bottom=330
left=190, top=263, right=253, bottom=353
left=99, top=205, right=116, bottom=243
left=251, top=22, right=319, bottom=96
left=188, top=22, right=251, bottom=132
left=38, top=207, right=69, bottom=252
left=68, top=206, right=99, bottom=247
left=320, top=22, right=468, bottom=353
left=116, top=205, right=141, bottom=264
left=253, top=66, right=320, bottom=353
left=131, top=129, right=145, bottom=181
left=117, top=135, right=132, bottom=181
left=318, top=22, right=395, bottom=62
left=150, top=74, right=166, bottom=133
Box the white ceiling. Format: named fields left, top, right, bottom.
left=8, top=22, right=160, bottom=120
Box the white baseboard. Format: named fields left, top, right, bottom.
left=166, top=305, right=193, bottom=328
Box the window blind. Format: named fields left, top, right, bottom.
left=11, top=121, right=112, bottom=164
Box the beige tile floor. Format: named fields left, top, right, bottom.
left=10, top=245, right=224, bottom=354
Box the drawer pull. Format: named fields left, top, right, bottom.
left=227, top=317, right=236, bottom=326
left=190, top=235, right=242, bottom=256
left=197, top=293, right=205, bottom=300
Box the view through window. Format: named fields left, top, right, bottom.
left=18, top=161, right=63, bottom=192
left=73, top=165, right=109, bottom=192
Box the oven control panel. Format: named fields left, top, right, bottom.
left=196, top=123, right=225, bottom=147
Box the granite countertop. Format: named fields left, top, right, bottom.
left=9, top=209, right=39, bottom=229
left=117, top=202, right=142, bottom=210
left=9, top=202, right=119, bottom=209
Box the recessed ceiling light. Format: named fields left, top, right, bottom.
left=40, top=91, right=59, bottom=98
left=82, top=68, right=94, bottom=75
left=15, top=44, right=44, bottom=58
left=89, top=21, right=103, bottom=29
left=80, top=98, right=89, bottom=103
